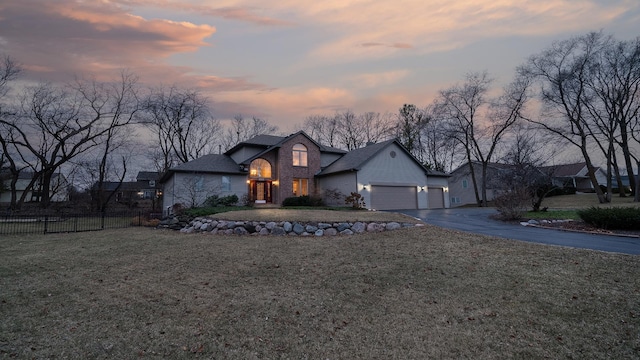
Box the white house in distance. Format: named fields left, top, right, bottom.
left=160, top=131, right=450, bottom=211
left=0, top=171, right=69, bottom=204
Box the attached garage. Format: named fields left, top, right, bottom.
left=370, top=185, right=418, bottom=210
left=428, top=188, right=445, bottom=209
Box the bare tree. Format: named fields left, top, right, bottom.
left=395, top=104, right=430, bottom=162
left=75, top=71, right=142, bottom=211
left=0, top=55, right=24, bottom=209
left=434, top=71, right=530, bottom=206
left=585, top=35, right=640, bottom=200
left=143, top=85, right=220, bottom=171
left=360, top=111, right=394, bottom=144
left=422, top=106, right=461, bottom=172
left=301, top=111, right=393, bottom=150
left=499, top=125, right=560, bottom=211
left=221, top=114, right=278, bottom=151
left=520, top=32, right=609, bottom=203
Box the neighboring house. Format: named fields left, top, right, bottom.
left=0, top=171, right=69, bottom=204
left=91, top=171, right=162, bottom=206
left=449, top=161, right=610, bottom=207
left=539, top=162, right=607, bottom=192
left=448, top=162, right=513, bottom=207
left=160, top=131, right=450, bottom=211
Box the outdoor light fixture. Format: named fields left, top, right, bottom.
left=362, top=184, right=368, bottom=190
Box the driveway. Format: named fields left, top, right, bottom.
left=398, top=208, right=640, bottom=255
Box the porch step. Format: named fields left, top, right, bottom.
left=253, top=203, right=280, bottom=209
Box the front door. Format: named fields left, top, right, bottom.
left=251, top=180, right=272, bottom=203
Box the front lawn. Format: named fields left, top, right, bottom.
left=1, top=226, right=638, bottom=358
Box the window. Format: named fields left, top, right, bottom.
left=292, top=144, right=308, bottom=167
left=222, top=176, right=231, bottom=191
left=249, top=158, right=272, bottom=179
left=195, top=176, right=204, bottom=191
left=462, top=179, right=468, bottom=189
left=293, top=178, right=308, bottom=196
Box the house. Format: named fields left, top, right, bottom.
left=160, top=131, right=450, bottom=211
left=448, top=162, right=514, bottom=207
left=91, top=171, right=162, bottom=206
left=448, top=160, right=610, bottom=207
left=0, top=170, right=69, bottom=204
left=539, top=162, right=607, bottom=192
left=316, top=139, right=450, bottom=210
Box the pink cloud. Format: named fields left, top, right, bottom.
left=0, top=1, right=215, bottom=82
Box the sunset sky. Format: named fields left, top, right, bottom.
left=1, top=0, right=639, bottom=132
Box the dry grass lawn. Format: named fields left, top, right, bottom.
left=1, top=226, right=639, bottom=359
left=543, top=193, right=640, bottom=209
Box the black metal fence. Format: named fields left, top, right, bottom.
left=0, top=211, right=162, bottom=235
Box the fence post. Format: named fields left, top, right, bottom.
left=44, top=215, right=48, bottom=234
left=101, top=211, right=105, bottom=230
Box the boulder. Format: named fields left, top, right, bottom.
left=271, top=227, right=286, bottom=236
left=385, top=222, right=401, bottom=231
left=283, top=221, right=293, bottom=232
left=234, top=227, right=249, bottom=235
left=351, top=222, right=366, bottom=233
left=293, top=223, right=305, bottom=234
left=324, top=228, right=338, bottom=236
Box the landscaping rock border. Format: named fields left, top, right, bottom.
left=158, top=216, right=424, bottom=236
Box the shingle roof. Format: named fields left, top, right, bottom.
left=318, top=139, right=412, bottom=176
left=136, top=171, right=161, bottom=181
left=170, top=154, right=243, bottom=174
left=240, top=134, right=285, bottom=146
left=539, top=162, right=588, bottom=177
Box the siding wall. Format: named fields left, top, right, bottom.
left=357, top=143, right=428, bottom=210
left=162, top=173, right=247, bottom=210
left=317, top=172, right=357, bottom=206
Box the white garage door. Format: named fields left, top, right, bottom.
left=428, top=188, right=445, bottom=209
left=370, top=185, right=417, bottom=210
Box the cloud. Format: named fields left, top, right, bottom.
left=0, top=0, right=216, bottom=82
left=351, top=70, right=410, bottom=88
left=211, top=86, right=356, bottom=129
left=252, top=0, right=636, bottom=64
left=122, top=0, right=294, bottom=26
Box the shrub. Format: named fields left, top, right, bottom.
left=577, top=206, right=640, bottom=230
left=494, top=188, right=529, bottom=220
left=344, top=192, right=366, bottom=209
left=204, top=194, right=239, bottom=207
left=282, top=195, right=325, bottom=207
left=321, top=188, right=344, bottom=206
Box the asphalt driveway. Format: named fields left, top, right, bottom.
left=398, top=208, right=640, bottom=255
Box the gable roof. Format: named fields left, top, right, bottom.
left=317, top=139, right=427, bottom=176
left=230, top=131, right=347, bottom=165
left=539, top=162, right=589, bottom=177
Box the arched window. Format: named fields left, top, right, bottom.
left=292, top=144, right=307, bottom=167
left=249, top=158, right=272, bottom=179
